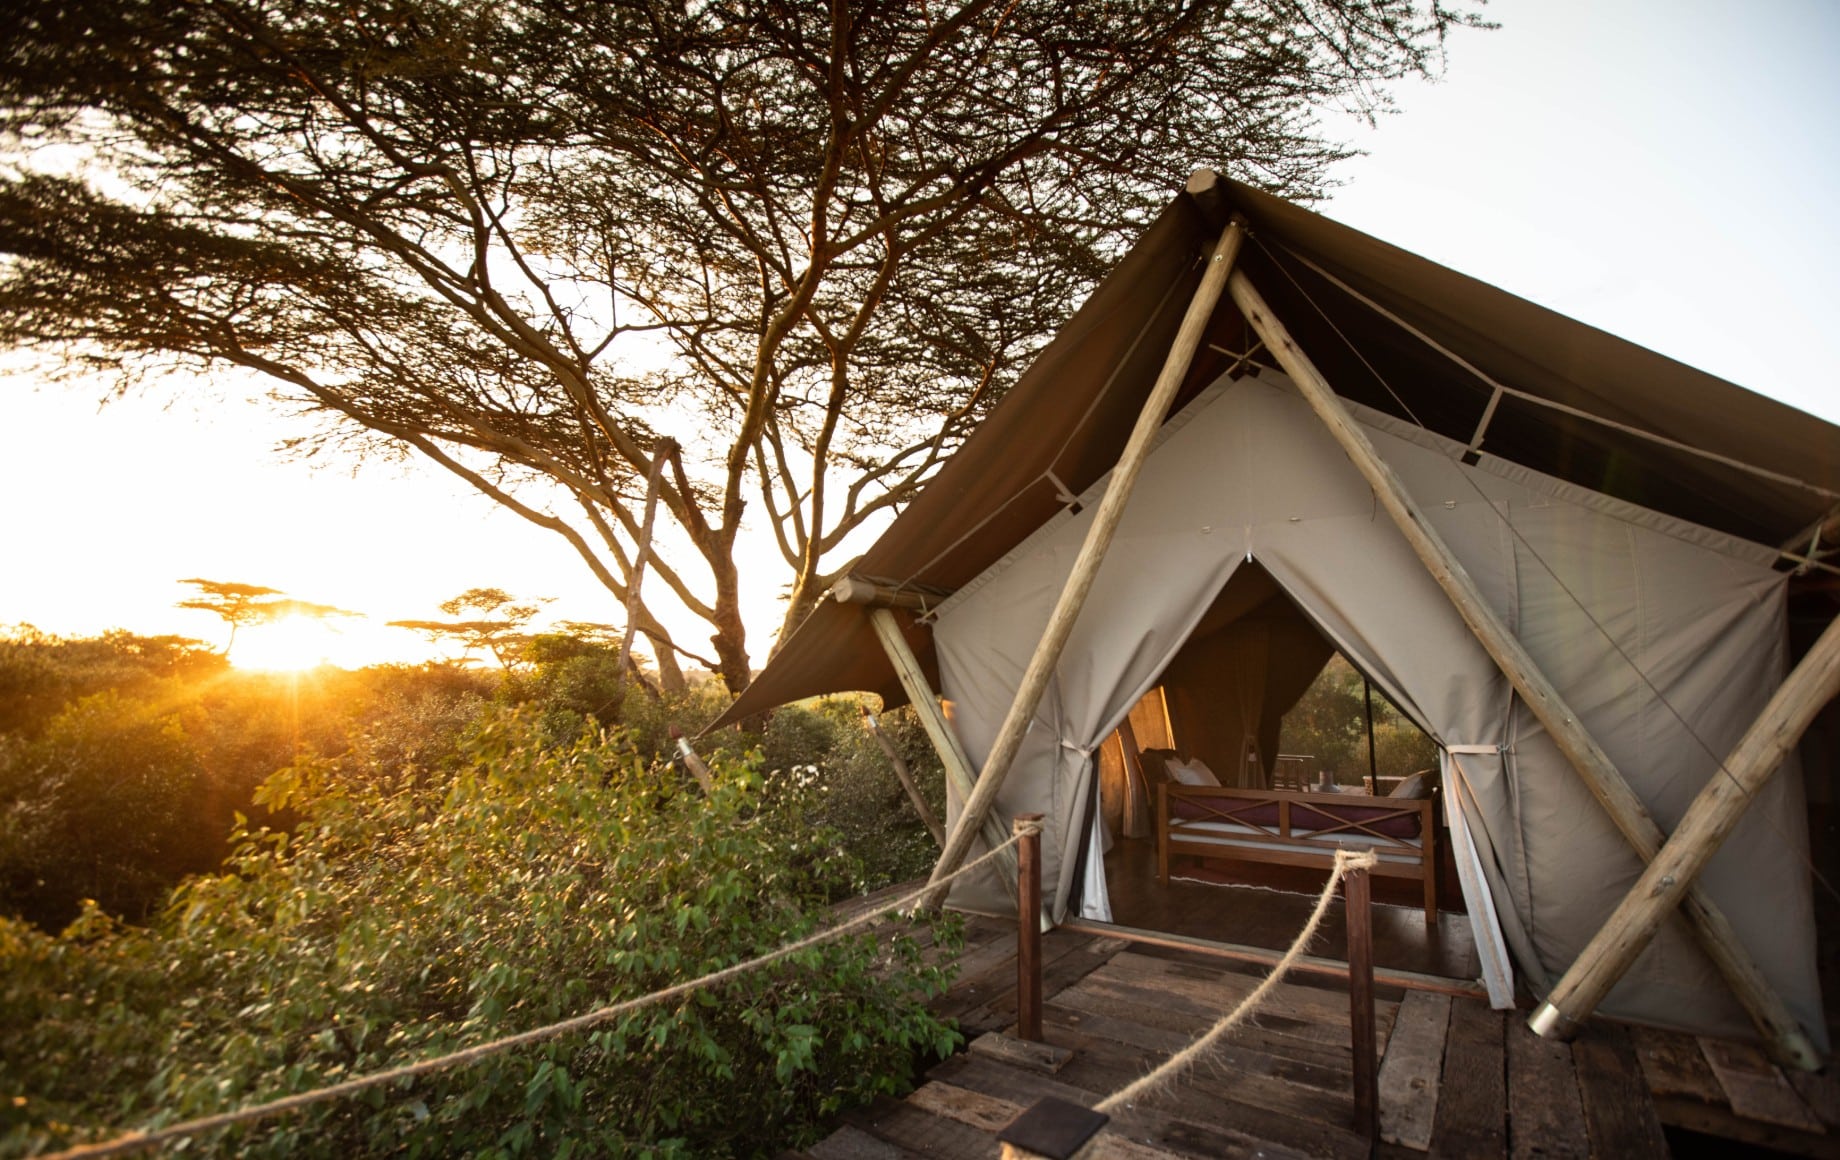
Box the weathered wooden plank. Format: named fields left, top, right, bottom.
left=1627, top=1023, right=1725, bottom=1105
left=1049, top=1025, right=1370, bottom=1159
left=808, top=1123, right=924, bottom=1160
left=1059, top=972, right=1376, bottom=1060
left=1075, top=919, right=1489, bottom=1001
left=1042, top=1003, right=1354, bottom=1097
left=907, top=1081, right=1023, bottom=1134
left=933, top=931, right=1022, bottom=1021
left=844, top=1093, right=1002, bottom=1157
left=956, top=932, right=1129, bottom=1037
left=1045, top=997, right=1358, bottom=1078
left=1790, top=1068, right=1840, bottom=1132
left=1700, top=1036, right=1826, bottom=1133
left=1085, top=1133, right=1187, bottom=1160
left=1654, top=1095, right=1840, bottom=1159
left=968, top=1031, right=1075, bottom=1074
left=1079, top=951, right=1400, bottom=1047
left=1504, top=1022, right=1588, bottom=1159
left=1057, top=972, right=1366, bottom=1054
left=928, top=1053, right=1309, bottom=1160
left=1427, top=1000, right=1505, bottom=1159
left=1378, top=989, right=1451, bottom=1150
left=1572, top=1023, right=1668, bottom=1158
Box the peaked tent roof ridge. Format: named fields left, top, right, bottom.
left=710, top=176, right=1840, bottom=730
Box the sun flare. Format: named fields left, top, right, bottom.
left=232, top=613, right=338, bottom=672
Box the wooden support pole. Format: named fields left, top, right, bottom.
left=862, top=706, right=946, bottom=846
left=1530, top=612, right=1840, bottom=1040
left=1016, top=813, right=1045, bottom=1043
left=1347, top=861, right=1379, bottom=1146
left=1228, top=269, right=1822, bottom=1071
left=618, top=438, right=675, bottom=677
left=867, top=607, right=1018, bottom=902
left=669, top=725, right=715, bottom=794
left=924, top=210, right=1250, bottom=906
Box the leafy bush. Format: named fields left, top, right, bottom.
left=0, top=691, right=206, bottom=929
left=0, top=710, right=959, bottom=1158
left=753, top=698, right=948, bottom=894
left=0, top=626, right=226, bottom=738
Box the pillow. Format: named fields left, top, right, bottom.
left=1168, top=758, right=1221, bottom=787
left=1388, top=770, right=1435, bottom=800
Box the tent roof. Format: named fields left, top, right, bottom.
left=712, top=174, right=1840, bottom=729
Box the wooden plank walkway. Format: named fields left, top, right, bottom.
left=797, top=900, right=1840, bottom=1158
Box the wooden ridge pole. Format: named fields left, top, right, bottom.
left=922, top=203, right=1250, bottom=908
left=868, top=606, right=1019, bottom=902
left=1228, top=270, right=1821, bottom=1070
left=1530, top=613, right=1840, bottom=1038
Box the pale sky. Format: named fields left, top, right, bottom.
left=3, top=0, right=1835, bottom=670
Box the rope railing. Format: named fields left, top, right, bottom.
left=1095, top=847, right=1376, bottom=1115
left=40, top=825, right=1040, bottom=1160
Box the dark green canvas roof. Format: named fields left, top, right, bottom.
left=712, top=175, right=1840, bottom=729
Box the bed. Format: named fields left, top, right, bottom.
left=1157, top=783, right=1439, bottom=925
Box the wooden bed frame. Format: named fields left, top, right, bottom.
left=1157, top=783, right=1438, bottom=925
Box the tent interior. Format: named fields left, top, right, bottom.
left=1088, top=561, right=1479, bottom=980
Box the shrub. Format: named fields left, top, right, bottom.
left=754, top=698, right=948, bottom=894
left=0, top=690, right=206, bottom=929
left=0, top=710, right=958, bottom=1158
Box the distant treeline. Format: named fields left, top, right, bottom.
left=0, top=625, right=946, bottom=932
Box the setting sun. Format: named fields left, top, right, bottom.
left=231, top=612, right=338, bottom=671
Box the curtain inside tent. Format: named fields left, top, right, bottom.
left=1160, top=566, right=1334, bottom=789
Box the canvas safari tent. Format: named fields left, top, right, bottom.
left=711, top=171, right=1840, bottom=1060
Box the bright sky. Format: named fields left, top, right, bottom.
left=2, top=0, right=1835, bottom=670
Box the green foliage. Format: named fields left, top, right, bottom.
left=0, top=690, right=206, bottom=928
left=0, top=627, right=494, bottom=930
left=0, top=712, right=958, bottom=1158
left=0, top=625, right=226, bottom=737
left=1277, top=655, right=1439, bottom=784
left=750, top=698, right=948, bottom=894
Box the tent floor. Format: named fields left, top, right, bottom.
left=1101, top=835, right=1479, bottom=982
left=798, top=895, right=1840, bottom=1159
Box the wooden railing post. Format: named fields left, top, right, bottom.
left=1347, top=859, right=1378, bottom=1147
left=1017, top=813, right=1045, bottom=1043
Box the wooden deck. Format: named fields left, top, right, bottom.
left=798, top=900, right=1840, bottom=1159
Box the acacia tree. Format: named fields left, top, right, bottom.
left=0, top=0, right=1480, bottom=693
left=176, top=578, right=357, bottom=658
left=388, top=586, right=549, bottom=671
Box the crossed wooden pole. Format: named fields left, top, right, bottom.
left=860, top=169, right=1832, bottom=1066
